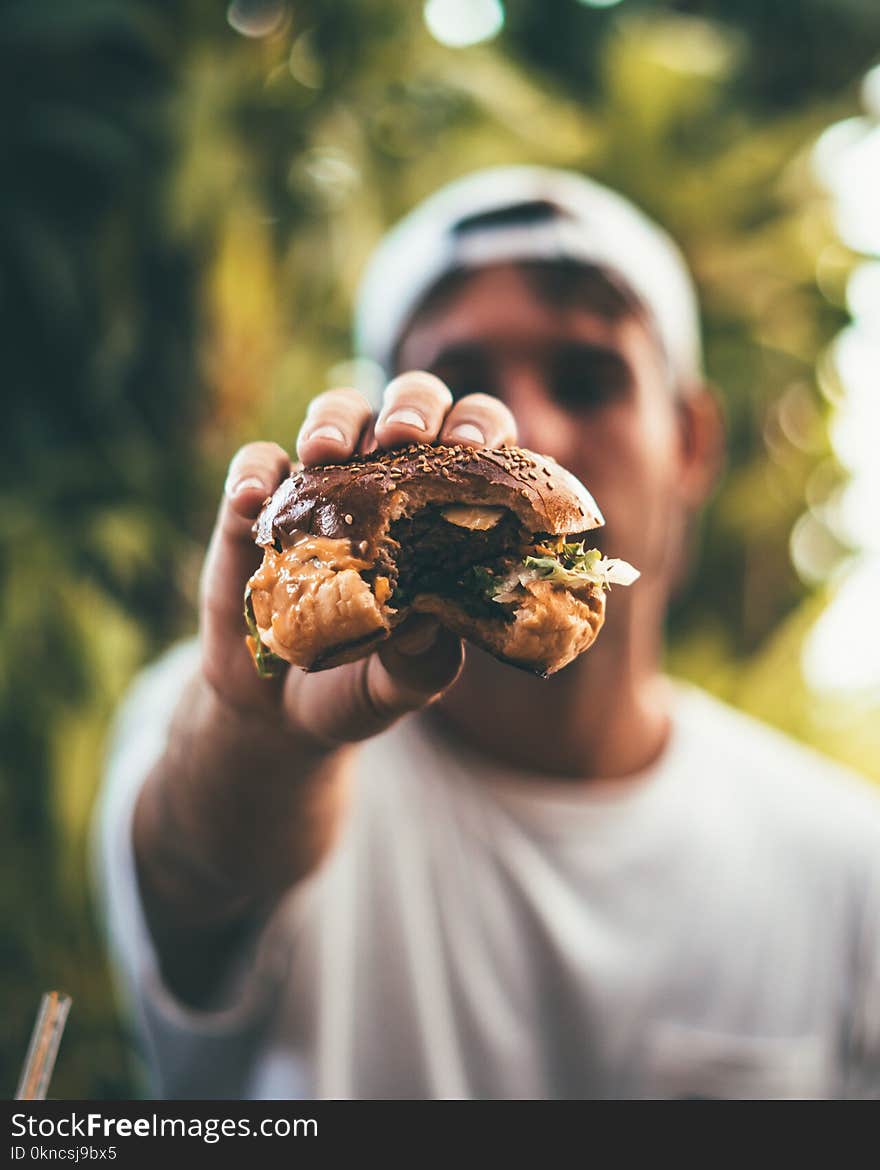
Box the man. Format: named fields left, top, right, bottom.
left=95, top=166, right=880, bottom=1099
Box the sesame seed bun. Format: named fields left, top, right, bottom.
left=254, top=442, right=603, bottom=554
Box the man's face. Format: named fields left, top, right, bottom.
left=395, top=263, right=696, bottom=586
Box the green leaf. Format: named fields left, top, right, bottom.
left=521, top=545, right=639, bottom=589
left=243, top=586, right=284, bottom=679
left=461, top=565, right=502, bottom=599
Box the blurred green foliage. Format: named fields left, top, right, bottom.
left=1, top=0, right=878, bottom=1098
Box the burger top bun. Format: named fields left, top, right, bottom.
left=254, top=442, right=604, bottom=550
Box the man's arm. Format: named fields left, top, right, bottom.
left=130, top=372, right=517, bottom=1008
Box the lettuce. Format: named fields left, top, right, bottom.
left=505, top=541, right=639, bottom=596
left=462, top=565, right=503, bottom=599
left=244, top=586, right=285, bottom=679
left=462, top=543, right=640, bottom=608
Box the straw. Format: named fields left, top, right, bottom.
left=15, top=991, right=72, bottom=1101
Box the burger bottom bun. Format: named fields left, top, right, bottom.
left=254, top=569, right=605, bottom=677
left=252, top=560, right=391, bottom=671
left=411, top=578, right=605, bottom=677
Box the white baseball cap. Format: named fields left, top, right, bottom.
left=353, top=164, right=702, bottom=397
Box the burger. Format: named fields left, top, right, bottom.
left=244, top=442, right=638, bottom=678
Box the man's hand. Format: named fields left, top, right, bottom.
left=132, top=371, right=516, bottom=1005
left=200, top=370, right=517, bottom=745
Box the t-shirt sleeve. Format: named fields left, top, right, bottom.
left=844, top=851, right=880, bottom=1099
left=90, top=640, right=299, bottom=1099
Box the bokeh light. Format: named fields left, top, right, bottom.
left=288, top=147, right=361, bottom=208
left=802, top=561, right=880, bottom=692
left=227, top=0, right=288, bottom=39
left=847, top=261, right=880, bottom=328
left=803, top=71, right=880, bottom=695
left=862, top=61, right=880, bottom=117
left=423, top=0, right=505, bottom=49
left=828, top=327, right=880, bottom=476
left=289, top=30, right=324, bottom=89
left=813, top=119, right=880, bottom=256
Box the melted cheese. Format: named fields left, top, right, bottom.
left=373, top=575, right=392, bottom=605
left=283, top=532, right=371, bottom=570
left=247, top=536, right=384, bottom=669
left=441, top=505, right=504, bottom=531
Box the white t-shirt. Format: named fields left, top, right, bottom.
left=93, top=640, right=880, bottom=1100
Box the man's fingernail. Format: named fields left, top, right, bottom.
left=226, top=474, right=266, bottom=499
left=394, top=619, right=440, bottom=656
left=383, top=407, right=427, bottom=431
left=306, top=424, right=346, bottom=443
left=448, top=422, right=485, bottom=445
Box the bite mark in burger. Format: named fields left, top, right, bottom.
left=244, top=443, right=639, bottom=678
